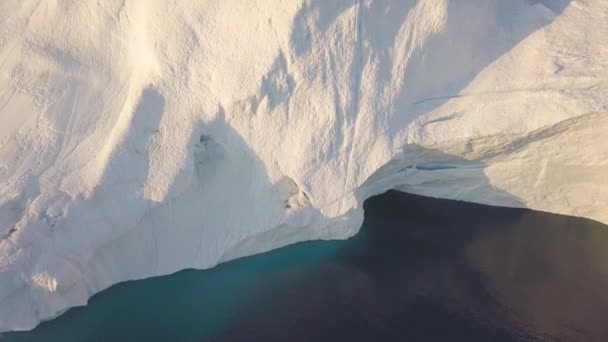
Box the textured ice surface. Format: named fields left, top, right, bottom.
left=0, top=0, right=607, bottom=332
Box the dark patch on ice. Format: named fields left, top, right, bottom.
left=259, top=51, right=295, bottom=111
left=0, top=175, right=40, bottom=240
left=420, top=112, right=461, bottom=127
left=193, top=133, right=226, bottom=181
left=408, top=162, right=485, bottom=171
left=199, top=134, right=212, bottom=144
left=1, top=227, right=17, bottom=240
left=554, top=61, right=565, bottom=74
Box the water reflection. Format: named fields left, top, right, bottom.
left=213, top=191, right=608, bottom=341
left=468, top=206, right=608, bottom=341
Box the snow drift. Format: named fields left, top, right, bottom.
left=0, top=0, right=607, bottom=331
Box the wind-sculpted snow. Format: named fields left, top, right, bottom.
left=0, top=0, right=607, bottom=332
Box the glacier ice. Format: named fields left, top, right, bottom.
left=0, top=0, right=607, bottom=332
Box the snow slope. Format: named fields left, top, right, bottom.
left=0, top=0, right=607, bottom=331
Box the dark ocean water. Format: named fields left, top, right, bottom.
left=4, top=191, right=608, bottom=341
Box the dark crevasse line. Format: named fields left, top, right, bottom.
left=405, top=162, right=485, bottom=171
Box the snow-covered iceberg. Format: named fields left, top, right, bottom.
left=0, top=0, right=607, bottom=332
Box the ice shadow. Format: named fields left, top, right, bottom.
left=5, top=142, right=608, bottom=341
left=0, top=85, right=166, bottom=334
left=1, top=84, right=288, bottom=335
left=0, top=102, right=288, bottom=340
left=389, top=0, right=572, bottom=131
left=289, top=0, right=572, bottom=138
left=79, top=103, right=290, bottom=282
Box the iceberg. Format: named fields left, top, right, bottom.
left=0, top=0, right=607, bottom=332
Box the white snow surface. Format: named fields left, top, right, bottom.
left=0, top=0, right=607, bottom=332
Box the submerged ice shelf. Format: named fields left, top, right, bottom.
left=1, top=0, right=607, bottom=332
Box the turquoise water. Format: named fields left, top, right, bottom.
left=3, top=239, right=350, bottom=341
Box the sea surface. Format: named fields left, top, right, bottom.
left=4, top=191, right=608, bottom=341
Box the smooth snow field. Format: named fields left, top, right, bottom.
left=4, top=191, right=608, bottom=341
left=1, top=0, right=607, bottom=332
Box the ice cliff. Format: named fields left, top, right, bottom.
left=0, top=0, right=607, bottom=332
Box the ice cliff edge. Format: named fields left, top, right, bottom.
left=1, top=0, right=607, bottom=331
